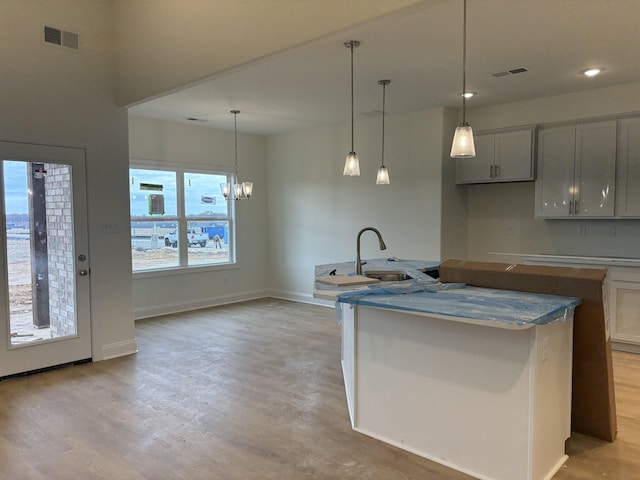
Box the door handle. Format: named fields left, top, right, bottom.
left=78, top=269, right=89, bottom=276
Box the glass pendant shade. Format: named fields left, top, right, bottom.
left=242, top=182, right=253, bottom=198
left=343, top=151, right=360, bottom=176
left=220, top=182, right=231, bottom=199
left=450, top=123, right=476, bottom=158
left=376, top=165, right=390, bottom=185
left=234, top=183, right=244, bottom=200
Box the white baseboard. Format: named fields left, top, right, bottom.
left=612, top=341, right=640, bottom=354
left=133, top=289, right=270, bottom=320
left=100, top=339, right=138, bottom=360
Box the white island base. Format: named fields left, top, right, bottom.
left=341, top=304, right=573, bottom=480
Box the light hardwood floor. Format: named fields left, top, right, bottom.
left=0, top=298, right=638, bottom=479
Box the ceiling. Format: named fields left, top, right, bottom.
left=128, top=0, right=640, bottom=136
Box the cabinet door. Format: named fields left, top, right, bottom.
left=609, top=280, right=640, bottom=346
left=495, top=129, right=534, bottom=182
left=455, top=134, right=494, bottom=184
left=535, top=125, right=575, bottom=217
left=616, top=117, right=640, bottom=217
left=574, top=121, right=616, bottom=217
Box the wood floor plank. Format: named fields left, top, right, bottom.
left=0, top=298, right=638, bottom=479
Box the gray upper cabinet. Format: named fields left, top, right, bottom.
left=616, top=116, right=640, bottom=217
left=455, top=128, right=534, bottom=184
left=535, top=120, right=616, bottom=218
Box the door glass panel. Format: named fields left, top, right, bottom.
left=3, top=160, right=77, bottom=346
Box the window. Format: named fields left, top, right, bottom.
left=130, top=166, right=234, bottom=272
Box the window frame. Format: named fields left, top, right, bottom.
left=130, top=159, right=237, bottom=278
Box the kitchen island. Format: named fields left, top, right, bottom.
left=315, top=261, right=581, bottom=480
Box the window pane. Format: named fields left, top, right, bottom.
left=184, top=172, right=228, bottom=218
left=187, top=220, right=230, bottom=266
left=131, top=221, right=179, bottom=271
left=130, top=168, right=178, bottom=218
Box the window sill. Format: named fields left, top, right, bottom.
left=133, top=262, right=239, bottom=280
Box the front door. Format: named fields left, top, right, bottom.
left=0, top=141, right=91, bottom=377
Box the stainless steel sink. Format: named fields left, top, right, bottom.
left=364, top=270, right=413, bottom=282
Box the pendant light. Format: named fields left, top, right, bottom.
left=450, top=0, right=476, bottom=158
left=376, top=79, right=391, bottom=185
left=343, top=40, right=361, bottom=176
left=220, top=110, right=253, bottom=200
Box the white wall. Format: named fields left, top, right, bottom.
left=128, top=116, right=268, bottom=318
left=440, top=108, right=469, bottom=261
left=266, top=107, right=462, bottom=301
left=465, top=82, right=640, bottom=262
left=0, top=0, right=136, bottom=360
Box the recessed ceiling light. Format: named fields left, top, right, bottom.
left=582, top=67, right=604, bottom=77
left=461, top=92, right=476, bottom=98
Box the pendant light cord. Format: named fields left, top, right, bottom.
left=350, top=42, right=355, bottom=152
left=462, top=0, right=467, bottom=125
left=233, top=111, right=239, bottom=180
left=381, top=82, right=386, bottom=167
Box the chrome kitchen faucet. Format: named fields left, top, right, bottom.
left=356, top=227, right=387, bottom=275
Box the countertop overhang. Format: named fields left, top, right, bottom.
left=336, top=286, right=581, bottom=329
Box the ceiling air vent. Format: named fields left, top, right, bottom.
left=43, top=25, right=79, bottom=50
left=492, top=67, right=529, bottom=78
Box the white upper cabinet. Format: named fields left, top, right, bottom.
left=456, top=134, right=494, bottom=183
left=456, top=128, right=534, bottom=184
left=535, top=120, right=616, bottom=218
left=615, top=116, right=640, bottom=217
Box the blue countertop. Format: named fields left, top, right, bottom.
left=314, top=259, right=581, bottom=329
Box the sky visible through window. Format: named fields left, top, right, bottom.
left=3, top=161, right=29, bottom=214
left=3, top=163, right=230, bottom=218
left=130, top=168, right=228, bottom=218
